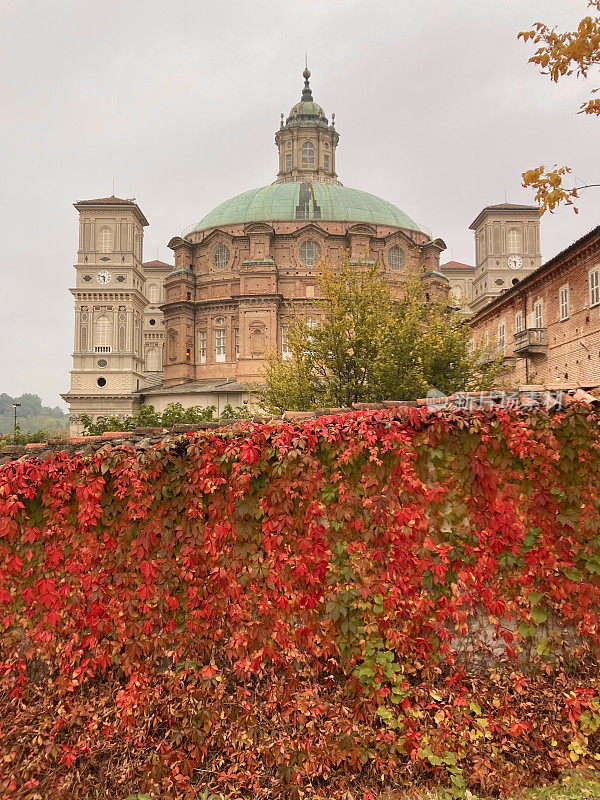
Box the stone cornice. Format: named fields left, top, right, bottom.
left=160, top=300, right=195, bottom=314
left=232, top=293, right=284, bottom=303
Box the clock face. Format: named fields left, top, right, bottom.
left=96, top=270, right=112, bottom=284
left=508, top=255, right=523, bottom=270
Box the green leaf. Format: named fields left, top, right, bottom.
left=518, top=622, right=536, bottom=638
left=531, top=606, right=548, bottom=624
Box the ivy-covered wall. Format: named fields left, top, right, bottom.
left=1, top=405, right=600, bottom=799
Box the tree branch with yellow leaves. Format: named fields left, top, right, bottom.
left=519, top=1, right=600, bottom=213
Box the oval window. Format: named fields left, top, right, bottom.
left=212, top=243, right=230, bottom=270
left=387, top=246, right=405, bottom=271
left=149, top=319, right=156, bottom=325
left=97, top=377, right=107, bottom=387
left=299, top=240, right=321, bottom=266
left=97, top=359, right=107, bottom=367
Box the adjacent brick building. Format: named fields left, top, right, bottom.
left=470, top=226, right=600, bottom=387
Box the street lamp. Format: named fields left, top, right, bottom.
left=12, top=402, right=21, bottom=435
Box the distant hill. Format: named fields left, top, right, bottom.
left=0, top=393, right=68, bottom=434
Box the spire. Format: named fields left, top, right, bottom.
left=301, top=66, right=313, bottom=102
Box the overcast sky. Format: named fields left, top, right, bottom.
left=1, top=0, right=598, bottom=409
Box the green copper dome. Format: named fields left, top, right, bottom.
left=289, top=101, right=324, bottom=117
left=186, top=182, right=423, bottom=234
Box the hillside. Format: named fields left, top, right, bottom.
left=0, top=393, right=68, bottom=434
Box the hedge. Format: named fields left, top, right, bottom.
left=1, top=405, right=600, bottom=799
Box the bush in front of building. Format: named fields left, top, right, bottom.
left=260, top=257, right=503, bottom=412
left=79, top=402, right=251, bottom=435
left=2, top=403, right=600, bottom=798
left=0, top=427, right=68, bottom=448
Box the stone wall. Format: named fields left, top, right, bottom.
left=1, top=386, right=596, bottom=467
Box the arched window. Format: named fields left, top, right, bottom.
left=387, top=246, right=405, bottom=271
left=493, top=225, right=501, bottom=254
left=215, top=327, right=226, bottom=362
left=507, top=228, right=522, bottom=254
left=98, top=227, right=113, bottom=253
left=147, top=283, right=159, bottom=303
left=94, top=314, right=112, bottom=351
left=301, top=141, right=315, bottom=167
left=146, top=347, right=162, bottom=371
left=282, top=325, right=292, bottom=359
left=299, top=240, right=321, bottom=266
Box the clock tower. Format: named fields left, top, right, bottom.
left=469, top=203, right=541, bottom=313
left=62, top=196, right=149, bottom=430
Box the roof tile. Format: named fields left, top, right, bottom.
left=76, top=196, right=137, bottom=206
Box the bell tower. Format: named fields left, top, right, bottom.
left=62, top=196, right=149, bottom=431
left=274, top=68, right=340, bottom=185
left=469, top=203, right=541, bottom=313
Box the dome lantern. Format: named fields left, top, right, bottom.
left=274, top=68, right=340, bottom=185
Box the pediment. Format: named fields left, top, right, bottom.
left=422, top=237, right=447, bottom=253
left=288, top=222, right=328, bottom=238
left=346, top=223, right=377, bottom=237
left=382, top=229, right=421, bottom=248
left=200, top=228, right=235, bottom=246
left=168, top=236, right=193, bottom=251
left=243, top=222, right=275, bottom=236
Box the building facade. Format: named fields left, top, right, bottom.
left=438, top=260, right=476, bottom=312
left=439, top=204, right=541, bottom=315
left=61, top=197, right=171, bottom=426
left=469, top=226, right=600, bottom=387
left=63, top=69, right=450, bottom=428
left=155, top=68, right=448, bottom=395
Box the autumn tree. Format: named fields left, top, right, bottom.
left=520, top=1, right=600, bottom=212
left=260, top=256, right=503, bottom=412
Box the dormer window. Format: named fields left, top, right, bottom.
left=301, top=141, right=315, bottom=167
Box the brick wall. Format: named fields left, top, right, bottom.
left=471, top=227, right=600, bottom=386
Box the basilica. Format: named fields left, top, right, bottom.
left=62, top=69, right=540, bottom=430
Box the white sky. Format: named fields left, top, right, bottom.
left=1, top=0, right=598, bottom=409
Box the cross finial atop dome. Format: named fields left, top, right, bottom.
left=301, top=64, right=313, bottom=102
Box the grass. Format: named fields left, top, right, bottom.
left=521, top=771, right=600, bottom=800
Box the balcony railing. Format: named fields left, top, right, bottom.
left=94, top=346, right=112, bottom=353
left=513, top=328, right=547, bottom=356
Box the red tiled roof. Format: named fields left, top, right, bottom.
left=470, top=202, right=540, bottom=229
left=439, top=260, right=475, bottom=271
left=484, top=203, right=539, bottom=211
left=143, top=260, right=172, bottom=268
left=76, top=196, right=137, bottom=206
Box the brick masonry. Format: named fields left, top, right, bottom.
left=470, top=226, right=600, bottom=386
